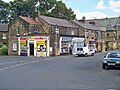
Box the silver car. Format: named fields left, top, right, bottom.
left=103, top=52, right=120, bottom=70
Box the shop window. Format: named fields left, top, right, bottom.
left=13, top=42, right=17, bottom=51
left=2, top=33, right=7, bottom=39
left=71, top=31, right=74, bottom=35
left=34, top=28, right=39, bottom=34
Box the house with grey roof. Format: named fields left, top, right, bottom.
left=71, top=17, right=106, bottom=52
left=8, top=15, right=83, bottom=56
left=0, top=23, right=8, bottom=45
left=36, top=15, right=82, bottom=56
left=86, top=17, right=120, bottom=50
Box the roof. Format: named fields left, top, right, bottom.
left=19, top=16, right=38, bottom=25
left=85, top=21, right=106, bottom=31
left=0, top=23, right=8, bottom=32
left=72, top=20, right=102, bottom=31
left=39, top=16, right=78, bottom=28
left=86, top=17, right=119, bottom=31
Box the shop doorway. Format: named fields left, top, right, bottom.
left=30, top=43, right=34, bottom=56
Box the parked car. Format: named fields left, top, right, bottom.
left=102, top=52, right=120, bottom=70
left=76, top=46, right=95, bottom=57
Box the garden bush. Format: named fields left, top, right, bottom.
left=0, top=45, right=8, bottom=55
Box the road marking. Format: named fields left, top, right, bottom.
left=0, top=58, right=51, bottom=72
left=107, top=89, right=115, bottom=90
left=0, top=63, right=3, bottom=65
left=0, top=61, right=35, bottom=71
left=0, top=67, right=9, bottom=71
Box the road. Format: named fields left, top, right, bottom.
left=0, top=51, right=120, bottom=90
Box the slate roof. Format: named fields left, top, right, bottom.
left=39, top=16, right=78, bottom=28
left=19, top=16, right=38, bottom=25
left=0, top=23, right=8, bottom=31
left=86, top=17, right=119, bottom=31
left=72, top=20, right=101, bottom=31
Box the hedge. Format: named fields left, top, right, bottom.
left=0, top=45, right=8, bottom=55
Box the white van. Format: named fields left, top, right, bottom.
left=76, top=46, right=95, bottom=57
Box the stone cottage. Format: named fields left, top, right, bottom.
left=71, top=17, right=106, bottom=52
left=87, top=17, right=120, bottom=50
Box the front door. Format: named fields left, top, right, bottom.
left=30, top=43, right=34, bottom=56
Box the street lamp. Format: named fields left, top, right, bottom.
left=55, top=25, right=59, bottom=56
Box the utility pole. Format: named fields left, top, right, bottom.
left=116, top=17, right=120, bottom=48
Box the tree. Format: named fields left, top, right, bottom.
left=0, top=0, right=76, bottom=23
left=34, top=0, right=56, bottom=15
left=0, top=0, right=10, bottom=23
left=49, top=1, right=76, bottom=20
left=9, top=0, right=35, bottom=20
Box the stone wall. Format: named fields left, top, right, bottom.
left=8, top=18, right=29, bottom=55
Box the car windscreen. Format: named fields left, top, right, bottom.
left=107, top=52, right=120, bottom=58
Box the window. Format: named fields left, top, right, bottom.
left=16, top=27, right=20, bottom=35
left=13, top=42, right=17, bottom=51
left=2, top=33, right=7, bottom=39
left=34, top=28, right=39, bottom=34
left=107, top=33, right=109, bottom=37
left=71, top=31, right=74, bottom=35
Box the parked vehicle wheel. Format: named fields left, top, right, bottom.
left=103, top=65, right=108, bottom=70
left=85, top=53, right=88, bottom=57
left=91, top=53, right=94, bottom=56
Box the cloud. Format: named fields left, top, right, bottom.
left=109, top=0, right=120, bottom=13
left=96, top=0, right=106, bottom=10
left=74, top=9, right=107, bottom=20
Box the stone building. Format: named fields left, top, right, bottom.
left=8, top=15, right=82, bottom=56
left=0, top=23, right=8, bottom=46
left=35, top=15, right=81, bottom=56
left=87, top=17, right=120, bottom=50
left=71, top=17, right=106, bottom=52
left=8, top=16, right=41, bottom=56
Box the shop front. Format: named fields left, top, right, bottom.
left=18, top=36, right=49, bottom=57
left=88, top=39, right=97, bottom=52
left=60, top=37, right=84, bottom=55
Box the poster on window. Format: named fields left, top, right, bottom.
left=20, top=37, right=28, bottom=56
left=35, top=38, right=47, bottom=57
left=13, top=42, right=17, bottom=51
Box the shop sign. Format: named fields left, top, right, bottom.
left=34, top=37, right=47, bottom=40
left=29, top=37, right=34, bottom=41
left=20, top=37, right=27, bottom=40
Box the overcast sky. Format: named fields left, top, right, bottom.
left=3, top=0, right=120, bottom=20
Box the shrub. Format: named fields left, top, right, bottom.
left=0, top=45, right=8, bottom=55
left=0, top=44, right=3, bottom=48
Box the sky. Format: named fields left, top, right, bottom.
left=3, top=0, right=120, bottom=20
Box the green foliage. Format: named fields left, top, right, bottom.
left=48, top=1, right=76, bottom=20
left=0, top=45, right=8, bottom=55
left=0, top=0, right=76, bottom=23
left=0, top=0, right=10, bottom=23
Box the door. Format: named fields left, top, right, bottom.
left=30, top=43, right=34, bottom=56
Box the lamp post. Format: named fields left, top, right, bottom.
left=55, top=25, right=59, bottom=56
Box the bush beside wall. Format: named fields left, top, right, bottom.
left=0, top=45, right=8, bottom=55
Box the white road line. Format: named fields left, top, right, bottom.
left=0, top=67, right=9, bottom=71
left=0, top=61, right=33, bottom=71
left=0, top=63, right=3, bottom=65
left=0, top=59, right=50, bottom=71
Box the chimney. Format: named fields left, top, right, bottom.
left=82, top=16, right=85, bottom=23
